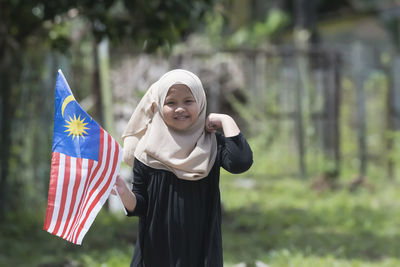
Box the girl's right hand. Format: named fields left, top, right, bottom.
left=111, top=175, right=129, bottom=196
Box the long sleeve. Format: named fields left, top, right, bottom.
left=128, top=135, right=239, bottom=266
left=218, top=132, right=253, bottom=174
left=127, top=158, right=148, bottom=217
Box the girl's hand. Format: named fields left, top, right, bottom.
left=205, top=113, right=224, bottom=133
left=111, top=175, right=129, bottom=196
left=206, top=113, right=241, bottom=137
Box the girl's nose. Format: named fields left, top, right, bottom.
left=175, top=106, right=185, bottom=113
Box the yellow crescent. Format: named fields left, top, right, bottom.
left=61, top=95, right=76, bottom=117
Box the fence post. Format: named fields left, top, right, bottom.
left=322, top=51, right=341, bottom=176
left=294, top=50, right=307, bottom=179
left=387, top=55, right=400, bottom=179
left=332, top=52, right=342, bottom=175
left=352, top=42, right=367, bottom=177
left=98, top=37, right=114, bottom=135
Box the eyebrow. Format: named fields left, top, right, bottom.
left=165, top=95, right=194, bottom=100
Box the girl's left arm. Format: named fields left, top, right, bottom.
left=206, top=113, right=253, bottom=173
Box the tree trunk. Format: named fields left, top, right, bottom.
left=0, top=46, right=22, bottom=221
left=0, top=71, right=11, bottom=221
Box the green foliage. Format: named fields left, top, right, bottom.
left=202, top=6, right=290, bottom=49
left=227, top=8, right=290, bottom=48
left=2, top=0, right=217, bottom=51
left=204, top=9, right=226, bottom=49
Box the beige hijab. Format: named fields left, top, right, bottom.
left=122, top=69, right=217, bottom=180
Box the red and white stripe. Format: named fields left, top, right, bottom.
left=43, top=129, right=122, bottom=245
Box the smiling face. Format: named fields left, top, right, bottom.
left=162, top=84, right=199, bottom=131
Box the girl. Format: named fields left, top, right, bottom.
left=113, top=69, right=253, bottom=267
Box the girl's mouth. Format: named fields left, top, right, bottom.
left=175, top=115, right=189, bottom=120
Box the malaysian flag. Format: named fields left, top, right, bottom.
left=43, top=70, right=122, bottom=245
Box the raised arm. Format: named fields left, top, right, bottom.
left=206, top=113, right=253, bottom=173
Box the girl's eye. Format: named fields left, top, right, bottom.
left=185, top=100, right=194, bottom=104
left=166, top=101, right=175, bottom=106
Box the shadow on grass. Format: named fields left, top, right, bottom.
left=222, top=204, right=400, bottom=263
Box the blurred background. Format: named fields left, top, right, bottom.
left=3, top=0, right=400, bottom=266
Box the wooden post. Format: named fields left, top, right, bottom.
left=98, top=37, right=115, bottom=210
left=332, top=53, right=341, bottom=175
left=386, top=56, right=400, bottom=179
left=98, top=37, right=115, bottom=134
left=352, top=43, right=367, bottom=177
left=294, top=48, right=310, bottom=179
left=321, top=51, right=341, bottom=176
left=293, top=0, right=319, bottom=179
left=294, top=55, right=307, bottom=179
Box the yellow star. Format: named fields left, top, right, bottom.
left=64, top=114, right=89, bottom=140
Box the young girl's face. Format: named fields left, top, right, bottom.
left=162, top=84, right=199, bottom=131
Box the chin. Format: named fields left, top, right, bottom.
left=172, top=123, right=194, bottom=131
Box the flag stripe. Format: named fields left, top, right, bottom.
left=66, top=160, right=98, bottom=242
left=52, top=155, right=71, bottom=235
left=68, top=129, right=106, bottom=243
left=47, top=154, right=66, bottom=233
left=74, top=134, right=120, bottom=244
left=56, top=156, right=76, bottom=237
left=76, top=138, right=121, bottom=244
left=62, top=158, right=87, bottom=239
left=72, top=131, right=113, bottom=244
left=65, top=159, right=94, bottom=241
left=60, top=157, right=82, bottom=238
left=43, top=152, right=60, bottom=231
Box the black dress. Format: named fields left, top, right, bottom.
left=127, top=132, right=253, bottom=267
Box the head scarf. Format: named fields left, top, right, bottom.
left=122, top=69, right=217, bottom=180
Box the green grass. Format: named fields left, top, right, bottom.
left=220, top=173, right=400, bottom=267
left=0, top=210, right=135, bottom=267
left=2, top=174, right=400, bottom=266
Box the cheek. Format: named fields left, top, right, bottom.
left=191, top=104, right=200, bottom=116
left=194, top=108, right=200, bottom=119
left=162, top=106, right=171, bottom=118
